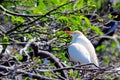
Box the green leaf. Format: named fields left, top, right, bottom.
left=18, top=27, right=24, bottom=31
left=91, top=26, right=103, bottom=35
left=98, top=17, right=104, bottom=22
left=74, top=70, right=79, bottom=78
left=33, top=7, right=43, bottom=14
left=27, top=47, right=33, bottom=52
left=44, top=72, right=53, bottom=78
left=69, top=15, right=82, bottom=31
left=57, top=16, right=68, bottom=25
left=55, top=31, right=64, bottom=37
left=24, top=77, right=29, bottom=80
left=114, top=2, right=120, bottom=9
left=69, top=70, right=74, bottom=78
left=111, top=42, right=116, bottom=48
left=103, top=56, right=110, bottom=64
left=108, top=14, right=112, bottom=19
left=60, top=52, right=67, bottom=61
left=3, top=35, right=9, bottom=43
left=39, top=0, right=46, bottom=10
left=31, top=26, right=36, bottom=29
left=96, top=45, right=106, bottom=51
left=114, top=15, right=118, bottom=19
left=52, top=47, right=59, bottom=51
left=11, top=16, right=25, bottom=24
left=26, top=34, right=33, bottom=39
left=51, top=0, right=61, bottom=5
left=80, top=15, right=91, bottom=27
left=16, top=53, right=23, bottom=60
left=96, top=0, right=102, bottom=9
left=18, top=34, right=23, bottom=37
left=106, top=74, right=112, bottom=79
left=38, top=58, right=42, bottom=64
left=73, top=0, right=84, bottom=9
left=114, top=52, right=119, bottom=57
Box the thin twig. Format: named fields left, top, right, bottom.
left=6, top=1, right=74, bottom=35
left=0, top=5, right=42, bottom=17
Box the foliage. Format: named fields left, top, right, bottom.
left=0, top=0, right=120, bottom=79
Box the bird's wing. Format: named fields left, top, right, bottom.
left=86, top=43, right=99, bottom=65
left=77, top=36, right=99, bottom=66
left=82, top=39, right=99, bottom=66
left=68, top=43, right=91, bottom=64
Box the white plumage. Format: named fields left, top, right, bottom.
left=66, top=31, right=99, bottom=67
left=68, top=43, right=91, bottom=64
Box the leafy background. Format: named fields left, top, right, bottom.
left=0, top=0, right=120, bottom=79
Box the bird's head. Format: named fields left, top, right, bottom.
left=65, top=30, right=83, bottom=37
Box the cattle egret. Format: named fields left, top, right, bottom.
left=66, top=31, right=99, bottom=67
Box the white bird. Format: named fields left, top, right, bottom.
left=66, top=31, right=99, bottom=67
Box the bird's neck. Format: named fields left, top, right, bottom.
left=71, top=37, right=77, bottom=43
left=72, top=36, right=90, bottom=44
left=72, top=36, right=81, bottom=43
